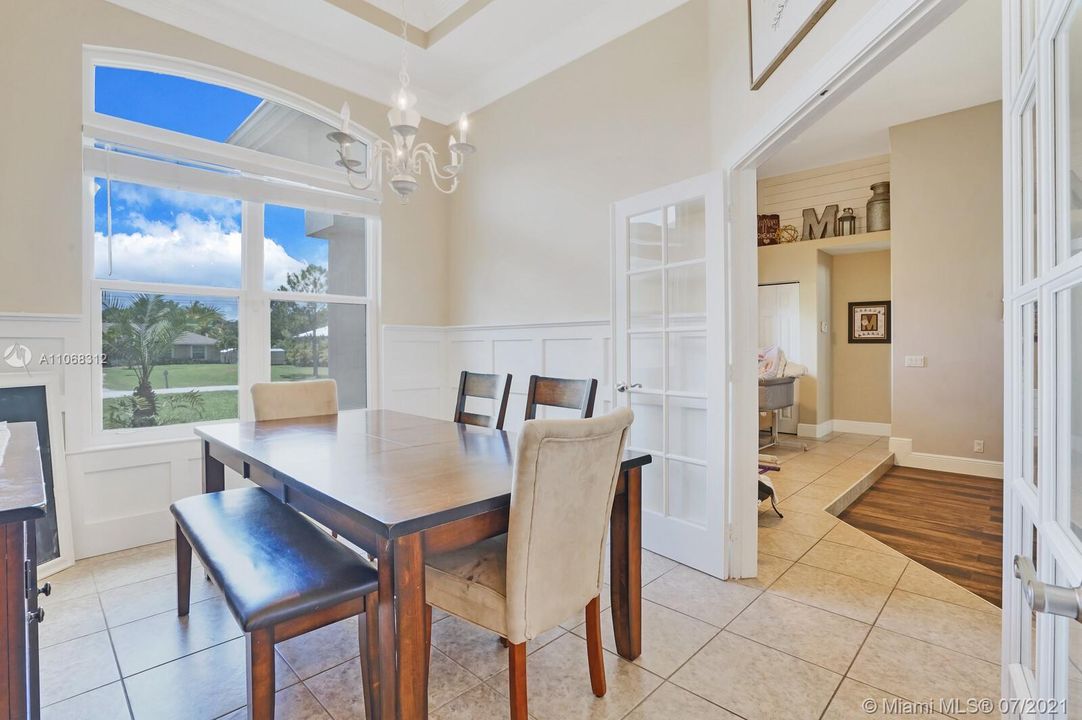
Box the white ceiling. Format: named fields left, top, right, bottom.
left=104, top=0, right=689, bottom=125
left=364, top=0, right=470, bottom=31
left=759, top=0, right=1002, bottom=177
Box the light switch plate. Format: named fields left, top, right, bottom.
left=904, top=355, right=926, bottom=368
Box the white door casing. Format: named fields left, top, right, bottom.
left=612, top=173, right=727, bottom=578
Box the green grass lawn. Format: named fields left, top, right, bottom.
left=103, top=390, right=239, bottom=429
left=104, top=363, right=328, bottom=390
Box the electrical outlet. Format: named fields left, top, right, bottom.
left=904, top=355, right=926, bottom=368
left=974, top=440, right=985, bottom=454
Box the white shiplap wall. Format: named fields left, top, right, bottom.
left=757, top=155, right=890, bottom=235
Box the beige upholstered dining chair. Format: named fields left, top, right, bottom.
left=424, top=407, right=634, bottom=720
left=251, top=379, right=338, bottom=421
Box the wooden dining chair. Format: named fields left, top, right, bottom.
left=453, top=371, right=513, bottom=430
left=523, top=375, right=598, bottom=420
left=251, top=379, right=338, bottom=421
left=423, top=408, right=634, bottom=720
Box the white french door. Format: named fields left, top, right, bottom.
left=612, top=173, right=727, bottom=577
left=1004, top=1, right=1082, bottom=717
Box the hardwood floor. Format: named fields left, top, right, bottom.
left=839, top=465, right=1004, bottom=606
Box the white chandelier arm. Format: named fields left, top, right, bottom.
left=336, top=139, right=394, bottom=192
left=415, top=148, right=460, bottom=194
left=412, top=143, right=461, bottom=181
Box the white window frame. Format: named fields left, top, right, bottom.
left=82, top=47, right=382, bottom=446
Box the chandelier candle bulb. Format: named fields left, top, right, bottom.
left=459, top=114, right=469, bottom=144
left=340, top=102, right=351, bottom=134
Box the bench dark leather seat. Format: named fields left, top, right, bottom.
left=171, top=487, right=379, bottom=719
left=172, top=487, right=377, bottom=630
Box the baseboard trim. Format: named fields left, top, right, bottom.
left=888, top=437, right=1004, bottom=479
left=797, top=421, right=833, bottom=438
left=831, top=419, right=891, bottom=437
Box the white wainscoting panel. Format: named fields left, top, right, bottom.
left=382, top=321, right=613, bottom=434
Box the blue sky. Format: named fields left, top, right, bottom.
left=94, top=67, right=332, bottom=292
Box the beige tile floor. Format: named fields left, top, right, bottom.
left=39, top=433, right=1001, bottom=719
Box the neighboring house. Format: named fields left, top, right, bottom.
left=170, top=331, right=219, bottom=362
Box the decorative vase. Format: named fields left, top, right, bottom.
left=866, top=182, right=890, bottom=232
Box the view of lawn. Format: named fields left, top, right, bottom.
left=104, top=363, right=328, bottom=391
left=103, top=389, right=239, bottom=429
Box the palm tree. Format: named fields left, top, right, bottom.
left=102, top=293, right=202, bottom=427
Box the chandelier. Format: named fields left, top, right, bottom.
left=327, top=1, right=475, bottom=202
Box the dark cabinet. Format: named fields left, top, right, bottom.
left=0, top=423, right=48, bottom=719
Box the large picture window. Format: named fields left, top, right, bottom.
left=86, top=51, right=378, bottom=436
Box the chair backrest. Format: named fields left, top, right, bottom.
left=523, top=375, right=598, bottom=420
left=503, top=407, right=633, bottom=642
left=453, top=371, right=513, bottom=430
left=251, top=379, right=338, bottom=421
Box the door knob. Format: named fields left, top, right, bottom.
left=37, top=582, right=51, bottom=598
left=616, top=382, right=642, bottom=393
left=1014, top=555, right=1082, bottom=621
left=26, top=607, right=44, bottom=625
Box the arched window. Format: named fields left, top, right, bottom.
left=84, top=48, right=378, bottom=438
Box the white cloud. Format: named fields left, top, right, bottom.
left=109, top=182, right=242, bottom=231
left=94, top=213, right=305, bottom=290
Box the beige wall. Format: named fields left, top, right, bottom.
left=890, top=102, right=1003, bottom=461
left=0, top=0, right=449, bottom=325
left=831, top=251, right=892, bottom=424
left=444, top=0, right=710, bottom=326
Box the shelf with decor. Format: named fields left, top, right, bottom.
left=757, top=229, right=890, bottom=256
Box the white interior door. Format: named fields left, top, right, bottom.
left=758, top=282, right=800, bottom=434
left=613, top=173, right=726, bottom=577
left=1004, top=1, right=1082, bottom=717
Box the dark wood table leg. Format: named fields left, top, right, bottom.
left=202, top=441, right=225, bottom=494
left=610, top=466, right=642, bottom=661
left=375, top=538, right=398, bottom=720
left=375, top=534, right=429, bottom=720
left=391, top=534, right=427, bottom=720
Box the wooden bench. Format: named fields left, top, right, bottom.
left=172, top=487, right=380, bottom=720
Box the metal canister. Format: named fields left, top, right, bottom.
left=866, top=181, right=890, bottom=232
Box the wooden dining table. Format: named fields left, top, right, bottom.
left=195, top=409, right=650, bottom=720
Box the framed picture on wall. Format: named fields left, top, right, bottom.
left=848, top=301, right=891, bottom=344
left=749, top=0, right=836, bottom=90
left=0, top=372, right=75, bottom=576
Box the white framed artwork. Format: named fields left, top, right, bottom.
left=749, top=0, right=836, bottom=89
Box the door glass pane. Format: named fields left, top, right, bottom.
left=667, top=396, right=706, bottom=461
left=667, top=460, right=707, bottom=527
left=668, top=332, right=706, bottom=394
left=1067, top=5, right=1082, bottom=259
left=1064, top=285, right=1082, bottom=540
left=666, top=198, right=705, bottom=263
left=101, top=291, right=239, bottom=428
left=667, top=263, right=705, bottom=328
left=630, top=334, right=663, bottom=391
left=630, top=272, right=663, bottom=329
left=629, top=209, right=663, bottom=270
left=264, top=205, right=367, bottom=296
left=628, top=393, right=663, bottom=453
left=269, top=300, right=367, bottom=409
left=1023, top=95, right=1039, bottom=281
left=94, top=179, right=242, bottom=288
left=1024, top=302, right=1039, bottom=489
